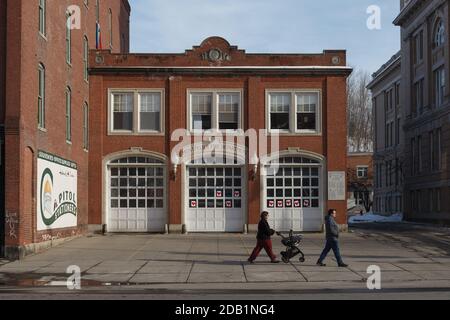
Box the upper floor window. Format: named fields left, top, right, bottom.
left=109, top=90, right=164, bottom=135
left=267, top=90, right=321, bottom=134
left=434, top=67, right=445, bottom=107
left=96, top=0, right=100, bottom=22
left=188, top=90, right=242, bottom=132
left=433, top=20, right=445, bottom=48
left=413, top=30, right=423, bottom=64
left=395, top=82, right=400, bottom=106
left=83, top=102, right=89, bottom=151
left=38, top=63, right=45, bottom=129
left=384, top=88, right=394, bottom=112
left=83, top=36, right=89, bottom=81
left=65, top=87, right=72, bottom=142
left=357, top=166, right=368, bottom=179
left=109, top=9, right=113, bottom=48
left=139, top=92, right=162, bottom=132
left=414, top=79, right=424, bottom=114
left=39, top=0, right=46, bottom=36
left=66, top=13, right=71, bottom=64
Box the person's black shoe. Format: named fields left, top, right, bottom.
left=338, top=263, right=349, bottom=268
left=316, top=262, right=326, bottom=267
left=247, top=259, right=255, bottom=264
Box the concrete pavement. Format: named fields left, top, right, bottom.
left=0, top=229, right=449, bottom=295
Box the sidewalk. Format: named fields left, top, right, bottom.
left=1, top=232, right=449, bottom=288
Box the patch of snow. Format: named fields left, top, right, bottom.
left=348, top=212, right=403, bottom=224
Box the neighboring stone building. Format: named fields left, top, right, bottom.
left=369, top=0, right=450, bottom=223
left=88, top=37, right=352, bottom=235
left=394, top=0, right=450, bottom=223
left=347, top=152, right=374, bottom=213
left=367, top=52, right=404, bottom=215
left=0, top=0, right=130, bottom=259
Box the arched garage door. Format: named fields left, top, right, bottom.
left=263, top=155, right=324, bottom=232
left=186, top=156, right=245, bottom=232
left=107, top=156, right=167, bottom=232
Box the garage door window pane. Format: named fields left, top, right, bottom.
left=140, top=93, right=161, bottom=131
left=113, top=93, right=133, bottom=131
left=192, top=93, right=212, bottom=130
left=270, top=93, right=290, bottom=130
left=111, top=200, right=118, bottom=208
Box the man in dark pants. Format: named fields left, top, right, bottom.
left=248, top=211, right=280, bottom=263
left=317, top=209, right=348, bottom=267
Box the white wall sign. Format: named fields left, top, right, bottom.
left=37, top=150, right=78, bottom=231
left=328, top=171, right=346, bottom=201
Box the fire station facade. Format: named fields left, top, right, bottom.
left=88, top=37, right=351, bottom=235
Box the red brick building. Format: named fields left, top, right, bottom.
left=347, top=152, right=374, bottom=213
left=0, top=0, right=130, bottom=259
left=88, top=37, right=352, bottom=235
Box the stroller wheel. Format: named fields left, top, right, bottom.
left=299, top=257, right=305, bottom=263
left=282, top=256, right=290, bottom=264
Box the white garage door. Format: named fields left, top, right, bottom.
left=108, top=156, right=167, bottom=232
left=186, top=166, right=244, bottom=232
left=263, top=156, right=323, bottom=232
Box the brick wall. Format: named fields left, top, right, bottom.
left=89, top=37, right=351, bottom=229
left=3, top=0, right=130, bottom=258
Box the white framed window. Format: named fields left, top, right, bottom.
left=266, top=90, right=321, bottom=135
left=269, top=93, right=291, bottom=132
left=112, top=92, right=134, bottom=132
left=357, top=166, right=368, bottom=179
left=187, top=90, right=243, bottom=133
left=139, top=92, right=161, bottom=132
left=109, top=89, right=164, bottom=135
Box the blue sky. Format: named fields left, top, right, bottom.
left=129, top=0, right=400, bottom=74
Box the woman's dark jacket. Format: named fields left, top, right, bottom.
left=257, top=219, right=274, bottom=240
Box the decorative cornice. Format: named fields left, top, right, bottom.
left=89, top=66, right=353, bottom=76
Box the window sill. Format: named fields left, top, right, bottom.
left=266, top=131, right=322, bottom=137
left=108, top=131, right=165, bottom=136
left=66, top=140, right=72, bottom=145
left=38, top=127, right=47, bottom=133
left=187, top=129, right=245, bottom=136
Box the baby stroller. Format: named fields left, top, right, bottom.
left=276, top=230, right=305, bottom=263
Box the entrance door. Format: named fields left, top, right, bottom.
left=186, top=166, right=244, bottom=232
left=263, top=155, right=323, bottom=232
left=107, top=156, right=167, bottom=232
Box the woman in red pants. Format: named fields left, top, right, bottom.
left=248, top=211, right=280, bottom=263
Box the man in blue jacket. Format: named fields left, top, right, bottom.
left=317, top=209, right=348, bottom=267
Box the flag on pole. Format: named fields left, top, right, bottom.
left=96, top=22, right=103, bottom=50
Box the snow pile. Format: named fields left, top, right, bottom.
left=348, top=212, right=403, bottom=224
